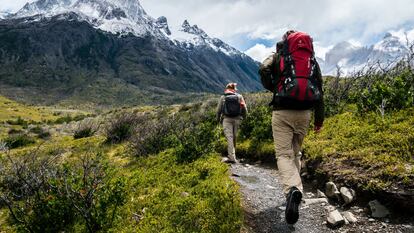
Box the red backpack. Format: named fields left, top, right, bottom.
left=273, top=32, right=321, bottom=108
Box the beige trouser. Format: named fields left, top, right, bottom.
left=223, top=117, right=241, bottom=161
left=272, top=110, right=311, bottom=195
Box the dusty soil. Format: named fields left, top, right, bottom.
left=230, top=162, right=414, bottom=233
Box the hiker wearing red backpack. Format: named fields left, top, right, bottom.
left=259, top=30, right=324, bottom=225
left=216, top=83, right=248, bottom=163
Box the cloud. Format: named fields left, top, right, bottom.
left=245, top=41, right=334, bottom=62
left=140, top=0, right=414, bottom=48
left=244, top=44, right=274, bottom=62
left=2, top=0, right=414, bottom=51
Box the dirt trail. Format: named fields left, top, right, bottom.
left=230, top=162, right=414, bottom=233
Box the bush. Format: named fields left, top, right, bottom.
left=352, top=67, right=414, bottom=114
left=174, top=113, right=218, bottom=163
left=131, top=115, right=180, bottom=157
left=105, top=112, right=142, bottom=144
left=6, top=116, right=28, bottom=127
left=239, top=94, right=273, bottom=142
left=29, top=126, right=51, bottom=139
left=74, top=121, right=99, bottom=139
left=0, top=151, right=127, bottom=233
left=3, top=134, right=36, bottom=149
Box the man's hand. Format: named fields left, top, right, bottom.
left=314, top=125, right=322, bottom=134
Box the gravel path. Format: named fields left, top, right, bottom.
left=230, top=162, right=414, bottom=233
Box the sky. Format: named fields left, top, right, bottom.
left=2, top=0, right=414, bottom=61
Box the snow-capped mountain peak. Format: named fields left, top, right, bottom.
left=321, top=30, right=413, bottom=75
left=181, top=20, right=208, bottom=39
left=9, top=0, right=244, bottom=58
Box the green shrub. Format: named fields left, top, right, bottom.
left=6, top=116, right=28, bottom=127
left=4, top=134, right=35, bottom=149
left=352, top=68, right=414, bottom=114
left=0, top=151, right=127, bottom=233
left=119, top=152, right=242, bottom=233
left=30, top=126, right=51, bottom=139
left=74, top=121, right=99, bottom=139
left=105, top=113, right=141, bottom=144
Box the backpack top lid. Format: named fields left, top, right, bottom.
left=286, top=32, right=314, bottom=54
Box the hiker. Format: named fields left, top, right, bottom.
left=259, top=30, right=324, bottom=225
left=216, top=83, right=247, bottom=163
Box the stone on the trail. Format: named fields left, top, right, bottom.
left=369, top=200, right=390, bottom=218
left=325, top=182, right=340, bottom=198
left=327, top=210, right=345, bottom=228
left=340, top=187, right=356, bottom=204
left=343, top=211, right=358, bottom=223
left=344, top=217, right=349, bottom=225
left=325, top=205, right=336, bottom=212
left=221, top=157, right=229, bottom=163
left=306, top=192, right=315, bottom=198
left=317, top=189, right=327, bottom=198
left=304, top=198, right=328, bottom=205
left=266, top=185, right=276, bottom=190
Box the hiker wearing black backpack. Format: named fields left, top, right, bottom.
left=259, top=30, right=324, bottom=225
left=216, top=83, right=247, bottom=164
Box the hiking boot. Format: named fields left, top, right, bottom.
left=285, top=187, right=302, bottom=225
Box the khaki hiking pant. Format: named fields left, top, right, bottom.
left=223, top=117, right=241, bottom=161
left=272, top=110, right=311, bottom=195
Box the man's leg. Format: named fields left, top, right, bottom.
left=272, top=111, right=302, bottom=195
left=273, top=110, right=305, bottom=225
left=232, top=119, right=241, bottom=161
left=223, top=118, right=236, bottom=162
left=292, top=111, right=311, bottom=174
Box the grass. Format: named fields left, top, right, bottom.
left=0, top=99, right=243, bottom=233
left=303, top=107, right=414, bottom=192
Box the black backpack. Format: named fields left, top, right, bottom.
left=223, top=94, right=241, bottom=117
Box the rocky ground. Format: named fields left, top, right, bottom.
left=230, top=162, right=414, bottom=233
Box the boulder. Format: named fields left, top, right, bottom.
left=343, top=211, right=358, bottom=223
left=369, top=200, right=390, bottom=218
left=326, top=182, right=340, bottom=198
left=340, top=187, right=356, bottom=204
left=317, top=189, right=327, bottom=198
left=327, top=210, right=345, bottom=228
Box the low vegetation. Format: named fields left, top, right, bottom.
left=0, top=98, right=242, bottom=233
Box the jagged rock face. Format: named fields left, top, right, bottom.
left=0, top=0, right=260, bottom=105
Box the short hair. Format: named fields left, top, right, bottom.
left=282, top=30, right=296, bottom=40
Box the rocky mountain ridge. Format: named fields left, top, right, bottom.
left=0, top=0, right=260, bottom=106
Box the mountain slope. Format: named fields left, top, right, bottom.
left=0, top=0, right=260, bottom=106
left=320, top=32, right=412, bottom=75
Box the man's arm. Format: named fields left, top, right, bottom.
left=259, top=53, right=278, bottom=92
left=239, top=95, right=247, bottom=119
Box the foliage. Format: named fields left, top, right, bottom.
left=3, top=134, right=36, bottom=149
left=0, top=150, right=127, bottom=233
left=351, top=67, right=414, bottom=115
left=105, top=112, right=142, bottom=144
left=74, top=121, right=99, bottom=139
left=116, top=152, right=242, bottom=233
left=29, top=126, right=51, bottom=139
left=6, top=117, right=28, bottom=127
left=304, top=108, right=414, bottom=191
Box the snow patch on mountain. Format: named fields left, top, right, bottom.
left=320, top=29, right=413, bottom=76
left=9, top=0, right=242, bottom=58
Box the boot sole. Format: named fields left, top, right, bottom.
left=285, top=190, right=302, bottom=224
